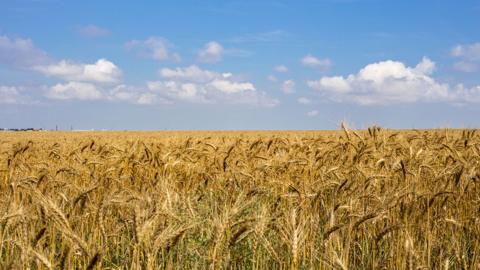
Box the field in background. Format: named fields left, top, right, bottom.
left=1, top=128, right=479, bottom=269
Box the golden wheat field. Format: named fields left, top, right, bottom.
left=1, top=127, right=479, bottom=269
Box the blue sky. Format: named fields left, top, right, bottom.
left=1, top=0, right=480, bottom=130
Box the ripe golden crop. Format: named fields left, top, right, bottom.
left=0, top=128, right=479, bottom=269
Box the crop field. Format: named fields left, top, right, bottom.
left=0, top=127, right=479, bottom=269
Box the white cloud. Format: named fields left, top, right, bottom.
left=308, top=57, right=450, bottom=105
left=281, top=80, right=295, bottom=94
left=274, top=65, right=288, bottom=73
left=307, top=57, right=480, bottom=105
left=46, top=82, right=156, bottom=104
left=149, top=65, right=277, bottom=106
left=0, top=35, right=50, bottom=68
left=77, top=25, right=110, bottom=38
left=108, top=84, right=171, bottom=105
left=451, top=43, right=480, bottom=60
left=309, top=76, right=351, bottom=93
left=414, top=57, right=435, bottom=75
left=451, top=43, right=480, bottom=72
left=307, top=110, right=319, bottom=117
left=147, top=81, right=205, bottom=102
left=453, top=85, right=480, bottom=103
left=1, top=34, right=123, bottom=88
left=159, top=65, right=220, bottom=83
left=297, top=97, right=311, bottom=104
left=197, top=41, right=224, bottom=63
left=125, top=37, right=180, bottom=62
left=301, top=54, right=332, bottom=71
left=46, top=82, right=103, bottom=100
left=108, top=86, right=136, bottom=101
left=40, top=65, right=276, bottom=106
left=209, top=79, right=255, bottom=94
left=159, top=65, right=254, bottom=93
left=147, top=79, right=257, bottom=103
left=0, top=86, right=32, bottom=104
left=36, top=59, right=121, bottom=84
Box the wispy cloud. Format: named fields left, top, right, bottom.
left=274, top=65, right=288, bottom=73
left=125, top=37, right=181, bottom=62
left=451, top=42, right=480, bottom=72
left=453, top=61, right=476, bottom=73
left=451, top=43, right=480, bottom=60
left=0, top=35, right=51, bottom=69
left=77, top=24, right=110, bottom=38
left=267, top=75, right=277, bottom=82
left=0, top=85, right=35, bottom=104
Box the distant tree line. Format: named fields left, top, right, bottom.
left=0, top=128, right=44, bottom=131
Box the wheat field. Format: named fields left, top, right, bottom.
left=0, top=127, right=479, bottom=269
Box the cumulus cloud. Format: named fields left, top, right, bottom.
left=197, top=41, right=224, bottom=63
left=274, top=65, right=288, bottom=73
left=45, top=82, right=173, bottom=105
left=307, top=57, right=480, bottom=105
left=35, top=59, right=122, bottom=84
left=108, top=84, right=171, bottom=105
left=40, top=65, right=277, bottom=106
left=0, top=34, right=275, bottom=107
left=45, top=83, right=170, bottom=105
left=301, top=54, right=332, bottom=71
left=209, top=79, right=255, bottom=94
left=125, top=37, right=180, bottom=62
left=147, top=79, right=258, bottom=104
left=451, top=43, right=480, bottom=72
left=0, top=86, right=33, bottom=104
left=159, top=65, right=220, bottom=83
left=159, top=65, right=254, bottom=93
left=46, top=82, right=103, bottom=100
left=148, top=65, right=277, bottom=106
left=309, top=76, right=351, bottom=93
left=77, top=25, right=110, bottom=38
left=414, top=57, right=435, bottom=75
left=281, top=80, right=295, bottom=94
left=0, top=35, right=50, bottom=68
